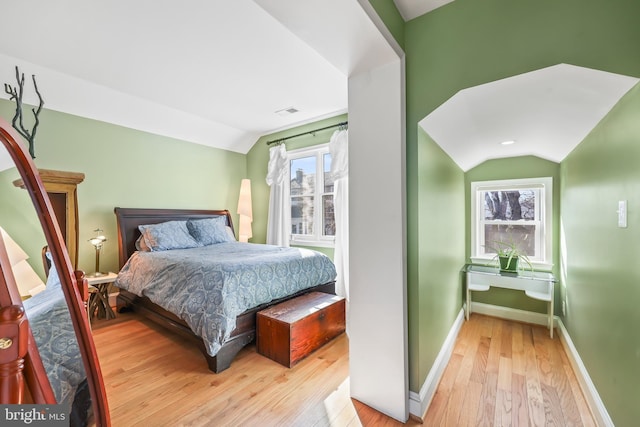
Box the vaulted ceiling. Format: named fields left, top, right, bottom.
left=0, top=1, right=637, bottom=174
left=0, top=1, right=350, bottom=159
left=419, top=64, right=639, bottom=171
left=393, top=0, right=455, bottom=20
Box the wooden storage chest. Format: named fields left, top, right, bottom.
left=256, top=292, right=346, bottom=367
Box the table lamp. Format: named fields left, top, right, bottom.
left=88, top=228, right=107, bottom=277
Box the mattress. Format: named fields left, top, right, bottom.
left=115, top=242, right=337, bottom=356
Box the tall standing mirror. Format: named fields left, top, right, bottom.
left=0, top=119, right=109, bottom=426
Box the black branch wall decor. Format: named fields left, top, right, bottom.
left=4, top=65, right=44, bottom=159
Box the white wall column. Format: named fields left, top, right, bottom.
left=348, top=57, right=407, bottom=422
left=254, top=0, right=407, bottom=420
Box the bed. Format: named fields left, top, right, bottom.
left=23, top=253, right=92, bottom=426
left=113, top=207, right=337, bottom=373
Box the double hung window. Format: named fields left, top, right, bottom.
left=287, top=144, right=334, bottom=247
left=470, top=177, right=552, bottom=269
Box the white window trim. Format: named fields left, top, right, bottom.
left=286, top=143, right=335, bottom=248
left=470, top=177, right=553, bottom=270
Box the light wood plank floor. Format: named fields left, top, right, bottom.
left=91, top=313, right=594, bottom=426
left=422, top=314, right=596, bottom=426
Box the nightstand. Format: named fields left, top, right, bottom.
left=86, top=272, right=118, bottom=321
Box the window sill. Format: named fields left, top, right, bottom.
left=290, top=240, right=335, bottom=249
left=470, top=257, right=553, bottom=272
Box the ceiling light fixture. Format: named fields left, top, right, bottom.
left=275, top=107, right=299, bottom=117
left=501, top=140, right=516, bottom=145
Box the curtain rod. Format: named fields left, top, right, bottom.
left=266, top=121, right=348, bottom=146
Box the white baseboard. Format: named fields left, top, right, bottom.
left=408, top=303, right=612, bottom=426
left=469, top=301, right=557, bottom=327
left=557, top=319, right=614, bottom=427
left=408, top=308, right=464, bottom=420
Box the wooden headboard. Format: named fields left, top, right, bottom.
left=113, top=207, right=234, bottom=269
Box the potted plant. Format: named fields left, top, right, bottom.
left=486, top=240, right=532, bottom=272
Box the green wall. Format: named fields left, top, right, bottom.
left=1, top=98, right=344, bottom=276
left=404, top=0, right=640, bottom=413
left=246, top=113, right=347, bottom=259
left=409, top=127, right=465, bottom=391
left=0, top=99, right=246, bottom=277
left=560, top=82, right=640, bottom=426
left=465, top=156, right=561, bottom=313
left=406, top=0, right=640, bottom=126
left=368, top=0, right=405, bottom=50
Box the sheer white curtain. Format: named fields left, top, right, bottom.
left=265, top=144, right=290, bottom=246
left=329, top=129, right=349, bottom=300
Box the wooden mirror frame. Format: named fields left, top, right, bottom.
left=0, top=118, right=110, bottom=425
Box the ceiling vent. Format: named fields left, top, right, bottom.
left=275, top=107, right=299, bottom=116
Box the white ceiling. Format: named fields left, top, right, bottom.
left=1, top=2, right=637, bottom=176
left=393, top=0, right=455, bottom=21
left=255, top=0, right=400, bottom=76
left=0, top=1, right=349, bottom=162
left=419, top=64, right=639, bottom=171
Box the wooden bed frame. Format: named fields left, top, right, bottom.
left=113, top=207, right=335, bottom=373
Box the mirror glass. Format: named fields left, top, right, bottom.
left=0, top=141, right=99, bottom=425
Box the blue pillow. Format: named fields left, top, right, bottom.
left=138, top=220, right=201, bottom=251
left=45, top=251, right=61, bottom=290
left=24, top=252, right=62, bottom=315
left=187, top=217, right=235, bottom=246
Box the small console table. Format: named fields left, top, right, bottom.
left=463, top=264, right=557, bottom=338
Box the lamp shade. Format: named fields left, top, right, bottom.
left=0, top=226, right=45, bottom=296
left=0, top=226, right=29, bottom=266
left=13, top=259, right=46, bottom=296
left=237, top=179, right=253, bottom=242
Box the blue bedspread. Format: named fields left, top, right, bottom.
left=23, top=274, right=86, bottom=413
left=115, top=242, right=336, bottom=356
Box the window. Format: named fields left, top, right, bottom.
left=287, top=144, right=334, bottom=247
left=470, top=177, right=552, bottom=269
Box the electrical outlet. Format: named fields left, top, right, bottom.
left=562, top=301, right=566, bottom=316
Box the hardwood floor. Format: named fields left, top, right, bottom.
left=91, top=313, right=594, bottom=426
left=92, top=312, right=362, bottom=427
left=422, top=314, right=596, bottom=427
